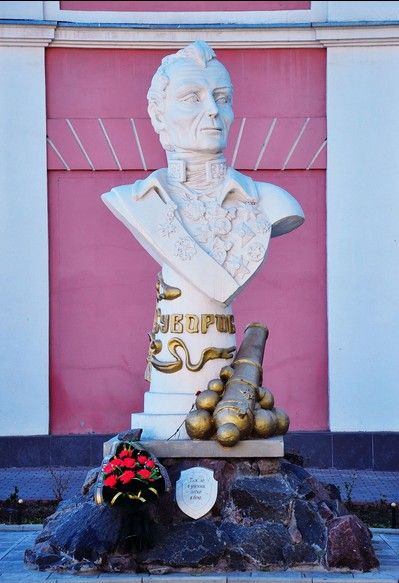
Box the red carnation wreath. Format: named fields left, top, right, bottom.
left=95, top=441, right=165, bottom=510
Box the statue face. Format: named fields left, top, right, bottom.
left=162, top=59, right=234, bottom=154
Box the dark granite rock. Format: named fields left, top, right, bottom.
left=280, top=459, right=311, bottom=489
left=140, top=520, right=227, bottom=568
left=25, top=458, right=378, bottom=574
left=318, top=501, right=335, bottom=522
left=282, top=541, right=319, bottom=565
left=47, top=502, right=125, bottom=561
left=28, top=492, right=155, bottom=569
left=323, top=482, right=342, bottom=501
left=304, top=476, right=335, bottom=503
left=103, top=554, right=137, bottom=572
left=327, top=515, right=379, bottom=571
left=325, top=497, right=349, bottom=517
left=257, top=459, right=280, bottom=475
left=293, top=499, right=326, bottom=549
left=221, top=521, right=289, bottom=568
left=81, top=467, right=100, bottom=495
left=230, top=475, right=294, bottom=522
left=116, top=429, right=143, bottom=441
left=25, top=546, right=66, bottom=570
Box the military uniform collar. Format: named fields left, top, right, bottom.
left=134, top=167, right=258, bottom=207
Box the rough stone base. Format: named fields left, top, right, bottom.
left=25, top=458, right=379, bottom=574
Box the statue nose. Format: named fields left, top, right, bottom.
left=206, top=96, right=218, bottom=118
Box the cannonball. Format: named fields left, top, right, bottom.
left=214, top=407, right=253, bottom=436
left=219, top=365, right=234, bottom=382
left=254, top=409, right=277, bottom=438
left=185, top=410, right=214, bottom=440
left=216, top=423, right=240, bottom=447
left=257, top=386, right=274, bottom=410
left=196, top=389, right=220, bottom=412
left=273, top=407, right=290, bottom=435
left=207, top=378, right=225, bottom=395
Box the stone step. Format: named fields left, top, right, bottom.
left=144, top=391, right=196, bottom=414
left=131, top=412, right=189, bottom=440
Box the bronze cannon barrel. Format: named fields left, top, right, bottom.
left=213, top=323, right=268, bottom=444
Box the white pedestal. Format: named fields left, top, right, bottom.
left=132, top=265, right=236, bottom=439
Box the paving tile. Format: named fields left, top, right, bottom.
left=0, top=568, right=51, bottom=580
left=308, top=575, right=354, bottom=581
left=1, top=528, right=399, bottom=582
left=308, top=469, right=399, bottom=504
left=354, top=577, right=398, bottom=582
left=251, top=576, right=306, bottom=582
left=0, top=534, right=31, bottom=561
left=147, top=576, right=226, bottom=583
left=98, top=574, right=141, bottom=581
left=50, top=577, right=99, bottom=582
left=0, top=467, right=91, bottom=501
left=250, top=572, right=304, bottom=580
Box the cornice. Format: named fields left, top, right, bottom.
left=315, top=22, right=399, bottom=47
left=51, top=24, right=320, bottom=49
left=0, top=21, right=55, bottom=47
left=1, top=19, right=399, bottom=49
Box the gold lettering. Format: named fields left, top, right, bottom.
left=159, top=314, right=170, bottom=333
left=186, top=314, right=199, bottom=333
left=228, top=315, right=236, bottom=334
left=215, top=315, right=227, bottom=333
left=170, top=314, right=184, bottom=334
left=153, top=311, right=234, bottom=334
left=201, top=314, right=215, bottom=334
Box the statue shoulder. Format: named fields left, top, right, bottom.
left=254, top=178, right=305, bottom=237
left=101, top=169, right=167, bottom=208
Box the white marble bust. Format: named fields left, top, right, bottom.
left=102, top=41, right=304, bottom=439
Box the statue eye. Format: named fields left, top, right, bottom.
left=183, top=93, right=200, bottom=103
left=215, top=95, right=229, bottom=104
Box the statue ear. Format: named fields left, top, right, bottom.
left=148, top=102, right=173, bottom=151
left=148, top=102, right=165, bottom=134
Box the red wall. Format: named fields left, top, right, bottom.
left=46, top=48, right=327, bottom=434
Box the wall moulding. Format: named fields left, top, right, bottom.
left=1, top=20, right=399, bottom=49
left=0, top=23, right=55, bottom=47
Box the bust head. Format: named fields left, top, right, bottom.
left=147, top=41, right=234, bottom=155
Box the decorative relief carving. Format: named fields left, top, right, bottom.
left=174, top=236, right=197, bottom=261
left=168, top=183, right=271, bottom=281
left=246, top=242, right=266, bottom=262
left=150, top=337, right=236, bottom=374
left=206, top=159, right=228, bottom=183
left=158, top=207, right=177, bottom=238
left=156, top=273, right=181, bottom=302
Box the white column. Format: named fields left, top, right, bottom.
left=0, top=46, right=49, bottom=435
left=327, top=46, right=399, bottom=431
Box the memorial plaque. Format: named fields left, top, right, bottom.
left=176, top=467, right=218, bottom=519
